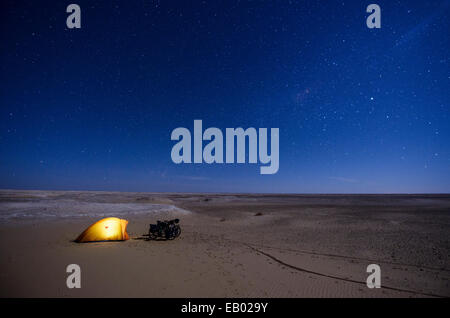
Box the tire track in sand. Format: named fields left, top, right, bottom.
left=247, top=244, right=448, bottom=298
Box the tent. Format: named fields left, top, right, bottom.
left=75, top=217, right=130, bottom=242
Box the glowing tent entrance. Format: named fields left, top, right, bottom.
left=75, top=217, right=130, bottom=243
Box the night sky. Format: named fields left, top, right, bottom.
left=1, top=1, right=449, bottom=193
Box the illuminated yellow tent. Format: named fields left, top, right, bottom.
left=75, top=217, right=130, bottom=242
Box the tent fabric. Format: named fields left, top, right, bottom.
left=75, top=217, right=130, bottom=242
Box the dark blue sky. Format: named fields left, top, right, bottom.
left=1, top=0, right=449, bottom=193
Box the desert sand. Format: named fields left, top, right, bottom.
left=0, top=190, right=449, bottom=297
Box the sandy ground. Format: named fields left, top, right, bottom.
left=0, top=190, right=449, bottom=298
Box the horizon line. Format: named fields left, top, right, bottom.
left=1, top=188, right=449, bottom=196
